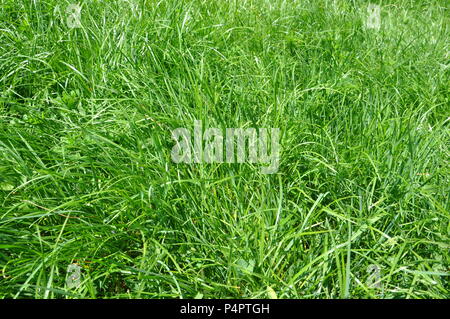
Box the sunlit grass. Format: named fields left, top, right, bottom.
left=0, top=0, right=448, bottom=298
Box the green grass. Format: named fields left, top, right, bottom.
left=0, top=0, right=449, bottom=299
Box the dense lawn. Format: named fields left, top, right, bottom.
left=0, top=0, right=448, bottom=298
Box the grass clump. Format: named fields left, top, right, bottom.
left=0, top=0, right=449, bottom=298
